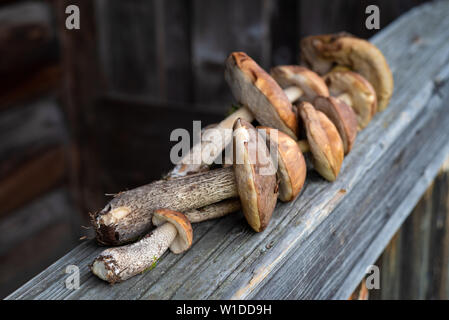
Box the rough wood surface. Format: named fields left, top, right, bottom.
left=6, top=1, right=449, bottom=299
left=371, top=157, right=449, bottom=299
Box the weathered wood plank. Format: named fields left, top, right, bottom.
left=372, top=157, right=449, bottom=299
left=191, top=0, right=273, bottom=112
left=6, top=1, right=449, bottom=300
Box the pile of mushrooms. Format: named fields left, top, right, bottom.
left=90, top=33, right=393, bottom=283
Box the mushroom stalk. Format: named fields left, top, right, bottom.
left=91, top=222, right=177, bottom=283
left=94, top=167, right=238, bottom=245
left=167, top=86, right=306, bottom=179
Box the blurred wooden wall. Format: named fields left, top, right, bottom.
left=88, top=0, right=431, bottom=197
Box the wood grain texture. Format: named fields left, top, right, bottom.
left=6, top=1, right=449, bottom=300
left=371, top=157, right=449, bottom=299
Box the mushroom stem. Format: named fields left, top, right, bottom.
left=283, top=85, right=304, bottom=102
left=169, top=107, right=254, bottom=178
left=91, top=222, right=177, bottom=283
left=94, top=167, right=238, bottom=245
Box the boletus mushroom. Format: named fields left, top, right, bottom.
left=270, top=65, right=357, bottom=154
left=91, top=209, right=193, bottom=283
left=300, top=33, right=394, bottom=111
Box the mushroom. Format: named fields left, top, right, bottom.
left=300, top=33, right=394, bottom=111
left=91, top=209, right=193, bottom=283
left=270, top=65, right=329, bottom=103
left=270, top=65, right=357, bottom=154
left=257, top=127, right=307, bottom=202
left=297, top=102, right=344, bottom=182
left=313, top=96, right=358, bottom=154
left=324, top=69, right=377, bottom=130
left=93, top=119, right=279, bottom=244
left=167, top=55, right=330, bottom=179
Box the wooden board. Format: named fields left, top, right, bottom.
left=6, top=1, right=449, bottom=299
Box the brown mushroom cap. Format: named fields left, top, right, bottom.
left=233, top=119, right=278, bottom=232
left=152, top=209, right=193, bottom=254
left=297, top=102, right=344, bottom=181
left=257, top=126, right=307, bottom=202
left=300, top=33, right=394, bottom=111
left=324, top=70, right=377, bottom=130
left=225, top=52, right=298, bottom=139
left=313, top=96, right=358, bottom=155
left=270, top=65, right=329, bottom=101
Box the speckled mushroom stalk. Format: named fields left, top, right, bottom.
left=300, top=33, right=394, bottom=111
left=93, top=119, right=278, bottom=245
left=91, top=209, right=193, bottom=284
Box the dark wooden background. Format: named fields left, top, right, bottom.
left=0, top=0, right=439, bottom=298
